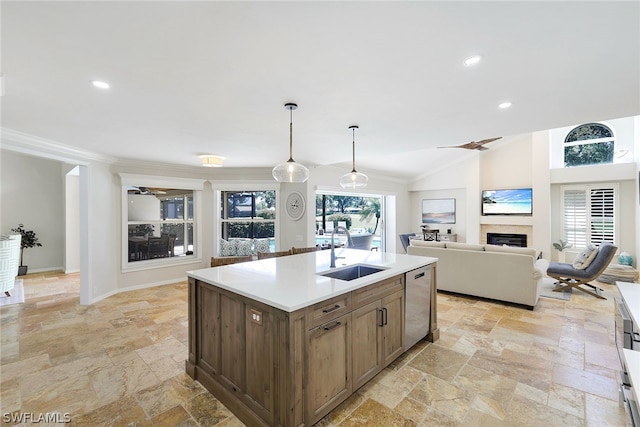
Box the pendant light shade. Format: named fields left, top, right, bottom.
left=272, top=103, right=309, bottom=183
left=340, top=125, right=368, bottom=189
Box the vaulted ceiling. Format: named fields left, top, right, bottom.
left=2, top=1, right=639, bottom=180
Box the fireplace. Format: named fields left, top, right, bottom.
left=487, top=232, right=527, bottom=248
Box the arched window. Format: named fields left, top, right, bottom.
left=564, top=123, right=614, bottom=167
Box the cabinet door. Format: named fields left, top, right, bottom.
left=381, top=290, right=404, bottom=367
left=306, top=313, right=352, bottom=424
left=198, top=284, right=220, bottom=375
left=352, top=300, right=382, bottom=390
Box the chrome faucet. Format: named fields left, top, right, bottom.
left=330, top=226, right=352, bottom=268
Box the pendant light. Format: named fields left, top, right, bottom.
left=340, top=125, right=368, bottom=189
left=272, top=103, right=310, bottom=183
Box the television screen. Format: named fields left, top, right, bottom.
left=482, top=188, right=532, bottom=216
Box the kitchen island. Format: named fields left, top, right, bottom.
left=186, top=248, right=438, bottom=426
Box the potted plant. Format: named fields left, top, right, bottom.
left=10, top=224, right=42, bottom=275
left=553, top=239, right=572, bottom=263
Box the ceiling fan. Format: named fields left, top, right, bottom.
left=127, top=186, right=167, bottom=195
left=437, top=137, right=502, bottom=151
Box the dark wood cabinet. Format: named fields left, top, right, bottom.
left=187, top=268, right=435, bottom=427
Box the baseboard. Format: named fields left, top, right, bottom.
left=90, top=278, right=187, bottom=304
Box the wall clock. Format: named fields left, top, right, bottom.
left=285, top=191, right=305, bottom=221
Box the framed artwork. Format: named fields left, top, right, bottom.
left=422, top=198, right=456, bottom=224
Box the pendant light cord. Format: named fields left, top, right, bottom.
left=351, top=126, right=357, bottom=173
left=288, top=107, right=294, bottom=162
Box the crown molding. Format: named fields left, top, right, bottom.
left=1, top=127, right=117, bottom=164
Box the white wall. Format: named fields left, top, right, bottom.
left=85, top=161, right=119, bottom=302
left=636, top=116, right=640, bottom=268
left=1, top=150, right=64, bottom=272
left=64, top=168, right=80, bottom=273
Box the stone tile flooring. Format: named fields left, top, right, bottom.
left=0, top=272, right=632, bottom=426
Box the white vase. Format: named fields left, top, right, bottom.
left=557, top=251, right=566, bottom=263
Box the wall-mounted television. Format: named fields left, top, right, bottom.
left=481, top=188, right=533, bottom=216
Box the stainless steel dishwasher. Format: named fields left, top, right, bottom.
left=405, top=265, right=432, bottom=350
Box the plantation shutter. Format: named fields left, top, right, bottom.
left=562, top=185, right=616, bottom=248
left=563, top=189, right=587, bottom=248
left=589, top=187, right=615, bottom=244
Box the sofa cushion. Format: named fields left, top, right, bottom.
left=485, top=244, right=537, bottom=258
left=410, top=240, right=446, bottom=248
left=573, top=244, right=599, bottom=270
left=446, top=242, right=484, bottom=251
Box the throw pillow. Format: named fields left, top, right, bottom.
left=254, top=238, right=270, bottom=255
left=573, top=244, right=598, bottom=270
left=220, top=238, right=237, bottom=257
left=232, top=238, right=253, bottom=257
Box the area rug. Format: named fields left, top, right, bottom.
left=539, top=277, right=571, bottom=301
left=0, top=279, right=25, bottom=307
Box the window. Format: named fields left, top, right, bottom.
left=127, top=188, right=194, bottom=261
left=564, top=123, right=614, bottom=167
left=220, top=190, right=276, bottom=250
left=562, top=184, right=616, bottom=248
left=315, top=192, right=384, bottom=251
left=120, top=174, right=204, bottom=269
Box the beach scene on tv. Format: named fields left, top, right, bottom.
left=482, top=188, right=533, bottom=215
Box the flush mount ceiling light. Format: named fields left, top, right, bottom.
left=498, top=101, right=513, bottom=109
left=199, top=155, right=224, bottom=167
left=339, top=125, right=368, bottom=189
left=272, top=102, right=310, bottom=183
left=91, top=80, right=110, bottom=89
left=463, top=55, right=482, bottom=67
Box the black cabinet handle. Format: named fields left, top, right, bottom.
left=378, top=308, right=384, bottom=327
left=382, top=307, right=388, bottom=326
left=322, top=304, right=341, bottom=313
left=323, top=321, right=342, bottom=331
left=414, top=272, right=425, bottom=280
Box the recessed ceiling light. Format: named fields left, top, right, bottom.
left=498, top=102, right=512, bottom=109
left=91, top=80, right=110, bottom=89
left=463, top=55, right=482, bottom=67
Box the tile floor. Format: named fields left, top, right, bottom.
left=0, top=272, right=632, bottom=426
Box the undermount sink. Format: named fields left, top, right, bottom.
left=318, top=264, right=388, bottom=281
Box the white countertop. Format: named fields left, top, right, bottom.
left=187, top=249, right=437, bottom=312
left=617, top=281, right=640, bottom=327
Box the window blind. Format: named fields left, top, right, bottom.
left=562, top=185, right=616, bottom=248
left=589, top=187, right=615, bottom=244
left=563, top=189, right=587, bottom=248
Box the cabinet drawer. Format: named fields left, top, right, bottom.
left=308, top=294, right=351, bottom=329
left=352, top=275, right=404, bottom=309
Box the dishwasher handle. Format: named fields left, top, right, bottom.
left=413, top=272, right=425, bottom=280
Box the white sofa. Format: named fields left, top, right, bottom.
left=0, top=234, right=22, bottom=296
left=407, top=240, right=549, bottom=309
